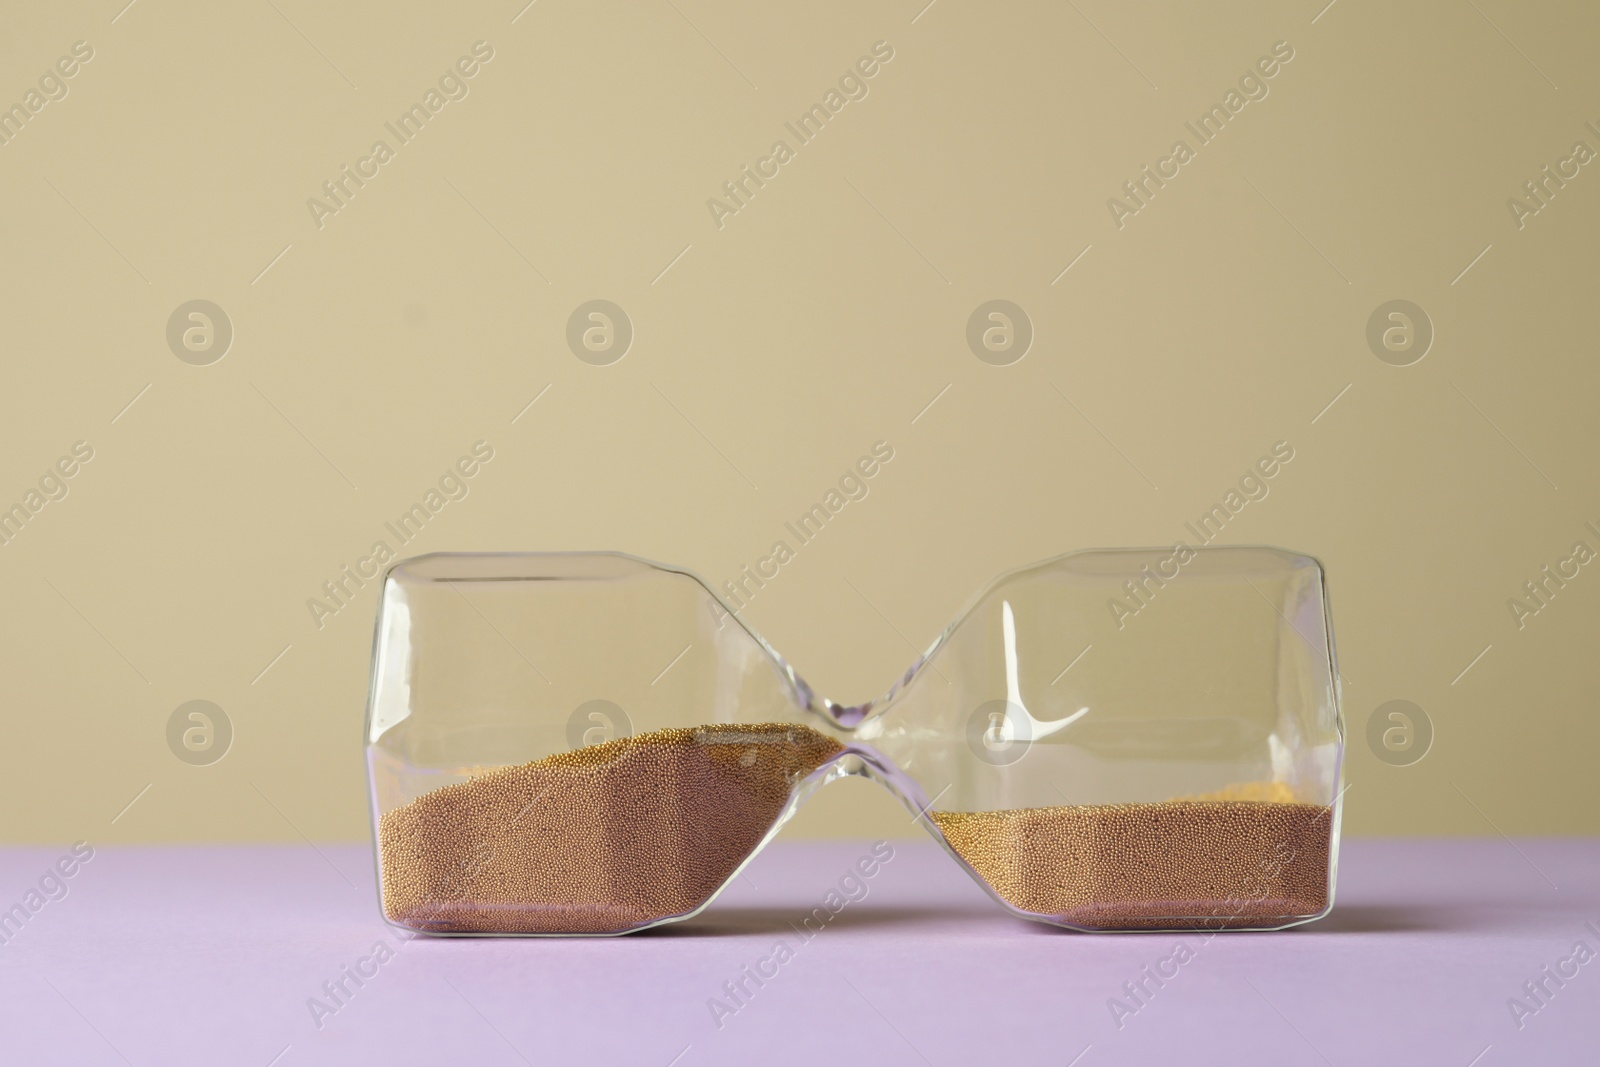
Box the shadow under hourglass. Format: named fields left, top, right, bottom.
left=647, top=903, right=995, bottom=938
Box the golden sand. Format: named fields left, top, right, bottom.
left=932, top=799, right=1331, bottom=930
left=379, top=723, right=843, bottom=934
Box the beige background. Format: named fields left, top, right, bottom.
left=1, top=0, right=1595, bottom=844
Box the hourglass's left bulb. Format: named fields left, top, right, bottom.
left=364, top=552, right=847, bottom=936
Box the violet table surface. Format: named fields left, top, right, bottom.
left=0, top=838, right=1594, bottom=1067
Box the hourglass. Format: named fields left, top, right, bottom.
left=365, top=547, right=1343, bottom=935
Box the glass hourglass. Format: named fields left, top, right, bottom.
left=365, top=547, right=1343, bottom=936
